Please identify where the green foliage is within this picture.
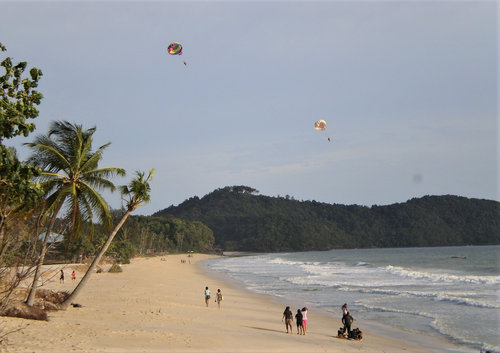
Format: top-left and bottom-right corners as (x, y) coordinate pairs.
(107, 239), (137, 264)
(58, 210), (215, 262)
(0, 42), (43, 263)
(0, 42), (43, 141)
(153, 186), (500, 252)
(0, 146), (43, 217)
(118, 215), (215, 254)
(25, 120), (126, 243)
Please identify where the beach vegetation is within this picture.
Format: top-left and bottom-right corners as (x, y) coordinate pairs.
(0, 42), (45, 314)
(108, 263), (122, 273)
(24, 120), (126, 306)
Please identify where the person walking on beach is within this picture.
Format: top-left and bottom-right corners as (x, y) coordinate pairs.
(215, 289), (223, 309)
(301, 307), (309, 335)
(59, 269), (65, 283)
(295, 309), (304, 335)
(71, 270), (76, 284)
(282, 306), (293, 333)
(204, 286), (211, 307)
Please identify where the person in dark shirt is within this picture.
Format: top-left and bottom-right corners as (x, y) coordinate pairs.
(282, 306), (293, 334)
(295, 308), (304, 335)
(341, 303), (353, 337)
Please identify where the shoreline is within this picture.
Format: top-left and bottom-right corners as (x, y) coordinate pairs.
(0, 254), (476, 352)
(199, 256), (477, 353)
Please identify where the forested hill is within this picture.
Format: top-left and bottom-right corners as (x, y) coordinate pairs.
(152, 186), (500, 252)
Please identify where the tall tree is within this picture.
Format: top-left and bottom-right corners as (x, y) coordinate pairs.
(59, 169), (154, 310)
(24, 121), (125, 306)
(0, 41), (44, 253)
(0, 42), (44, 310)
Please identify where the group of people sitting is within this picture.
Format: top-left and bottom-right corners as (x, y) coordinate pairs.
(281, 306), (309, 335)
(281, 303), (362, 340)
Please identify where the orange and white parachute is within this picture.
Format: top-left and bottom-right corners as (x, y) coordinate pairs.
(314, 120), (331, 141)
(314, 120), (327, 131)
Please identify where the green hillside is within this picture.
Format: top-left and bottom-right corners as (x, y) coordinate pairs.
(153, 186), (500, 252)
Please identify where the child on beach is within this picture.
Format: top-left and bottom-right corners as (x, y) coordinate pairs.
(282, 306), (293, 334)
(60, 270), (64, 283)
(295, 309), (304, 335)
(204, 286), (211, 307)
(301, 307), (309, 335)
(71, 270), (76, 284)
(215, 289), (223, 309)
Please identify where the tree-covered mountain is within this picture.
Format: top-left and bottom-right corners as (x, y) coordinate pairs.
(153, 186), (500, 252)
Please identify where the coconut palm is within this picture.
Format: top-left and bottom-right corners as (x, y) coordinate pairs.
(24, 121), (125, 306)
(59, 169), (154, 310)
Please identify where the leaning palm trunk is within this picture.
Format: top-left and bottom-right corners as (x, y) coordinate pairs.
(58, 209), (132, 310)
(25, 208), (59, 306)
(59, 169), (154, 310)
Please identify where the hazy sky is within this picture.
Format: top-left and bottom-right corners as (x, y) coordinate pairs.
(2, 1), (498, 216)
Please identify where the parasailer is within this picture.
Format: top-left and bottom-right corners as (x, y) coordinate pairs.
(167, 42), (187, 67)
(167, 42), (183, 55)
(314, 119), (331, 141)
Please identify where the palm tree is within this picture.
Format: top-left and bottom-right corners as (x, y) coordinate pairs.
(24, 121), (125, 306)
(59, 169), (154, 310)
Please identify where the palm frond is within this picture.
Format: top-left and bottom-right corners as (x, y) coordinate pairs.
(79, 142), (111, 172)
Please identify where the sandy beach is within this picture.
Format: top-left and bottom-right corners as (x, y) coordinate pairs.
(0, 254), (458, 353)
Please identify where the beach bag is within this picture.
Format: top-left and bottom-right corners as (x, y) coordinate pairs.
(349, 328), (362, 340)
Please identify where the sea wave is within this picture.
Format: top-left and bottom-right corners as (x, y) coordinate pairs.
(430, 317), (500, 353)
(384, 265), (500, 285)
(338, 286), (499, 309)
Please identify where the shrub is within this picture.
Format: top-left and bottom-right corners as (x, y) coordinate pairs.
(108, 263), (122, 273)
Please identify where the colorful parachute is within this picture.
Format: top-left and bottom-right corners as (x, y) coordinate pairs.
(167, 42), (183, 55)
(314, 120), (327, 131)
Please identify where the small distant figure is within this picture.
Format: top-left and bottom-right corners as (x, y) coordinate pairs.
(341, 303), (353, 337)
(215, 289), (223, 309)
(295, 309), (304, 335)
(301, 307), (309, 335)
(59, 269), (65, 283)
(71, 270), (76, 284)
(282, 306), (293, 334)
(204, 286), (211, 307)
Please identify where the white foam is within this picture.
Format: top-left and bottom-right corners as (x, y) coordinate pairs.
(384, 265), (500, 285)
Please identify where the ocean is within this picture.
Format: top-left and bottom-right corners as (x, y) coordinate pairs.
(201, 245), (499, 353)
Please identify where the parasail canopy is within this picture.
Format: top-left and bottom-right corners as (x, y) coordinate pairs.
(167, 42), (183, 55)
(314, 119), (327, 131)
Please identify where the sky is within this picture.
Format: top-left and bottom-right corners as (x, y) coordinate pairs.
(1, 1), (498, 216)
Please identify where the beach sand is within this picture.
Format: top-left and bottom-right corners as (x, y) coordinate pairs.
(0, 254), (455, 352)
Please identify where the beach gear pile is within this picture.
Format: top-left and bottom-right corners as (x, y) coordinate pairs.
(337, 327), (363, 340)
